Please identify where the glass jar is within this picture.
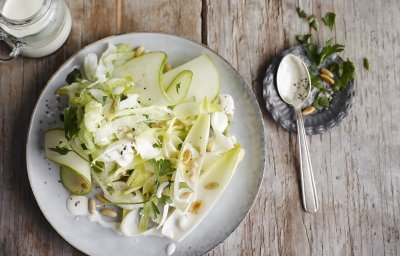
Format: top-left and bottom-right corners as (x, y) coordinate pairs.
(0, 0), (72, 61)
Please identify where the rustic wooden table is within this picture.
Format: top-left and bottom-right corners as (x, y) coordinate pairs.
(1, 0), (399, 255)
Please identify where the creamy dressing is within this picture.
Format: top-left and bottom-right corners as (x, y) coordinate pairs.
(98, 140), (135, 167)
(88, 210), (121, 233)
(166, 243), (176, 256)
(66, 195), (89, 215)
(211, 112), (228, 133)
(0, 0), (72, 57)
(66, 195), (121, 234)
(219, 94), (234, 116)
(1, 0), (44, 20)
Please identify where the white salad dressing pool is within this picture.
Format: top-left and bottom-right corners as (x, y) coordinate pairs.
(87, 210), (121, 233)
(66, 195), (89, 215)
(219, 94), (234, 116)
(166, 243), (176, 256)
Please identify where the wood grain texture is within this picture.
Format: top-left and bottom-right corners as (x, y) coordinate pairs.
(0, 0), (399, 255)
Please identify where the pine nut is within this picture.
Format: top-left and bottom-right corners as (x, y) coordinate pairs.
(173, 120), (185, 129)
(195, 146), (201, 154)
(204, 181), (219, 190)
(164, 63), (172, 72)
(134, 46), (144, 57)
(151, 123), (164, 128)
(180, 191), (192, 199)
(302, 106), (315, 115)
(189, 200), (203, 214)
(321, 68), (334, 78)
(206, 140), (214, 152)
(95, 194), (109, 204)
(182, 149), (192, 164)
(88, 198), (96, 213)
(320, 74), (335, 85)
(100, 208), (117, 218)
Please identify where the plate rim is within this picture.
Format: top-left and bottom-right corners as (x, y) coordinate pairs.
(25, 32), (266, 255)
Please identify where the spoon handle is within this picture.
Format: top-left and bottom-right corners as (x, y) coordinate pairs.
(296, 110), (318, 212)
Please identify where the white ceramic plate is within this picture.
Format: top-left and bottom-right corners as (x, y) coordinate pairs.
(26, 33), (265, 256)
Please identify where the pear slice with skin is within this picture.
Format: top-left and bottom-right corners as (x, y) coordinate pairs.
(165, 70), (192, 102)
(112, 52), (172, 106)
(45, 129), (92, 195)
(162, 55), (219, 102)
(60, 166), (92, 195)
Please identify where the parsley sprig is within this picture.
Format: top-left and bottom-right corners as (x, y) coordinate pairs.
(64, 107), (80, 140)
(294, 8), (357, 111)
(151, 159), (176, 177)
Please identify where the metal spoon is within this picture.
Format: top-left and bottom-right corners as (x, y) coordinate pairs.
(276, 54), (318, 212)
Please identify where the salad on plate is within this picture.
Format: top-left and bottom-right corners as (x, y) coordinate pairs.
(44, 42), (244, 243)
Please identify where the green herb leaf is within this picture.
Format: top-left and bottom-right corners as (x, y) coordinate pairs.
(179, 181), (192, 191)
(334, 59), (355, 91)
(307, 44), (320, 64)
(64, 107), (80, 140)
(310, 74), (324, 89)
(322, 12), (336, 30)
(318, 95), (330, 107)
(319, 42), (345, 64)
(312, 100), (320, 109)
(159, 195), (172, 204)
(308, 15), (320, 30)
(296, 7), (307, 18)
(150, 201), (160, 216)
(327, 62), (337, 72)
(48, 145), (72, 155)
(363, 58), (370, 71)
(296, 34), (311, 44)
(151, 159), (176, 176)
(176, 82), (181, 94)
(66, 68), (82, 84)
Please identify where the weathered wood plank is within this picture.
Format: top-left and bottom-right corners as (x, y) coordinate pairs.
(120, 0), (202, 43)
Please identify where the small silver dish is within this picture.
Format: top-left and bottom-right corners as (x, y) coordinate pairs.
(262, 45), (355, 135)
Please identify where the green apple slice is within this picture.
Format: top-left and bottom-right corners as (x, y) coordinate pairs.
(162, 144), (244, 241)
(112, 52), (172, 106)
(162, 55), (219, 102)
(165, 70), (192, 102)
(45, 129), (92, 195)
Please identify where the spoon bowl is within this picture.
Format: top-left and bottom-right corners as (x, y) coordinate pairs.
(277, 54), (318, 213)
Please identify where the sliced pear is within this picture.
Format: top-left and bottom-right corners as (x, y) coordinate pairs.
(165, 70), (192, 102)
(45, 129), (92, 195)
(112, 52), (171, 106)
(172, 98), (221, 119)
(173, 114), (210, 211)
(60, 166), (92, 195)
(162, 144), (244, 241)
(162, 55), (219, 102)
